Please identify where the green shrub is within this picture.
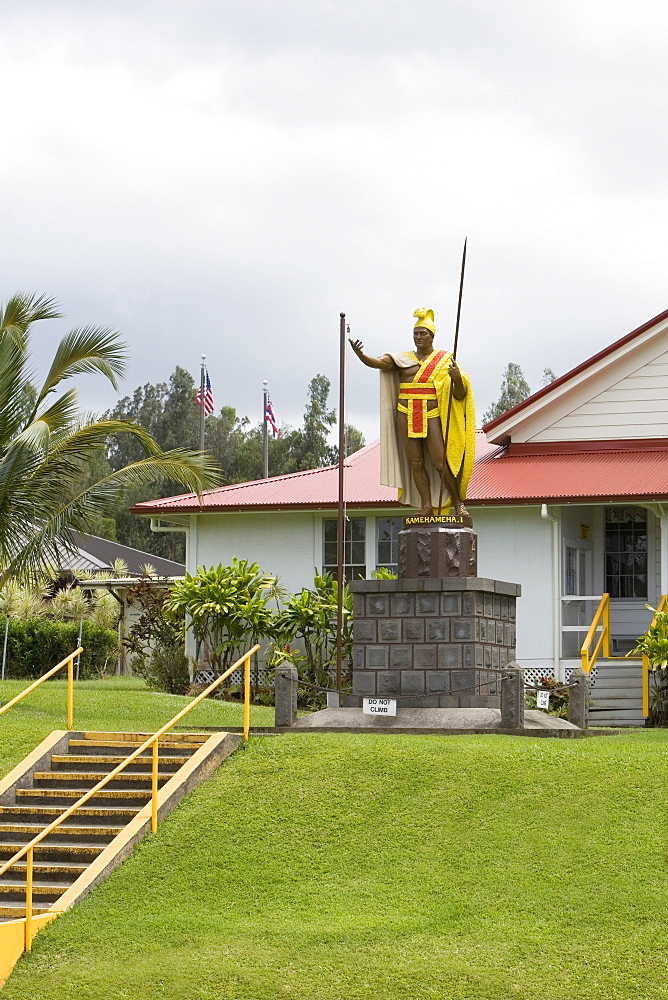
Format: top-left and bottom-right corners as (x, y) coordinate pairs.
(525, 675), (569, 719)
(134, 647), (190, 695)
(0, 616), (118, 679)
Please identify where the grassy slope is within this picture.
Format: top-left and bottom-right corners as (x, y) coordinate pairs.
(1, 695), (667, 1000)
(0, 678), (274, 777)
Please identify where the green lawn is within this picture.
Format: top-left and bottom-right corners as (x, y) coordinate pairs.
(0, 677), (275, 778)
(1, 682), (668, 998)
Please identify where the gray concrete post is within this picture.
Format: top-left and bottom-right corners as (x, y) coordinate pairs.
(500, 663), (525, 729)
(568, 668), (589, 730)
(274, 663), (298, 728)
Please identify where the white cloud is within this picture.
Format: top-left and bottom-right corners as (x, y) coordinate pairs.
(0, 0), (667, 438)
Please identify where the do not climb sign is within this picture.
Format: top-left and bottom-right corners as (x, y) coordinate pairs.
(362, 698), (397, 717)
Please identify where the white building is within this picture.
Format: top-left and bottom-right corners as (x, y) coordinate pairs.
(134, 307), (668, 723)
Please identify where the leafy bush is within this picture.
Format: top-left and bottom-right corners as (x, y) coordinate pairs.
(272, 571), (353, 697)
(135, 647), (190, 695)
(629, 606), (668, 726)
(123, 575), (182, 662)
(164, 559), (279, 675)
(525, 675), (569, 719)
(0, 616), (119, 679)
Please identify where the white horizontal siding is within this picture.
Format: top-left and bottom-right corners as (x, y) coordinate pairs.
(530, 345), (668, 442)
(195, 511), (318, 595)
(475, 506), (554, 662)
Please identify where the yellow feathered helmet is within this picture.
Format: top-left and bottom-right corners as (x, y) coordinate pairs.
(413, 307), (435, 335)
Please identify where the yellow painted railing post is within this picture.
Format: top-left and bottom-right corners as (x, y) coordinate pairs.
(0, 643), (260, 967)
(642, 653), (650, 718)
(243, 652), (251, 743)
(603, 594), (611, 658)
(151, 739), (159, 833)
(0, 647), (83, 723)
(24, 847), (33, 951)
(67, 653), (74, 730)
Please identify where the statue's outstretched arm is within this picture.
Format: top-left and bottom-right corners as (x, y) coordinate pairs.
(348, 339), (395, 371)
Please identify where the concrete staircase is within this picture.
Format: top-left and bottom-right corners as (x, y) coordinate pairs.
(0, 727), (239, 981)
(588, 658), (645, 727)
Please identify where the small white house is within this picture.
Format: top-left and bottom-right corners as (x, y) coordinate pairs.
(133, 307), (668, 722)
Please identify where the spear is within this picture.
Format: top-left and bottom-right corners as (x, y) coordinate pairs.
(437, 238), (467, 515)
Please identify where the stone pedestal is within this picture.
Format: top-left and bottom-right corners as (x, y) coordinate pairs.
(346, 577), (521, 709)
(399, 525), (477, 578)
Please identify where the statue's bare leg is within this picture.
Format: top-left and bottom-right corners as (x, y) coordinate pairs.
(397, 411), (433, 515)
(426, 415), (469, 516)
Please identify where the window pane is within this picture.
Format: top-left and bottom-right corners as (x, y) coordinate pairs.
(375, 517), (402, 571)
(322, 518), (366, 583)
(605, 506), (647, 598)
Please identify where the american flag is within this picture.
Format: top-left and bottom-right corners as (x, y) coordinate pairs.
(195, 368), (214, 416)
(265, 395), (281, 439)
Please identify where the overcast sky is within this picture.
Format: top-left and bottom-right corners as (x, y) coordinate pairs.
(2, 0), (667, 445)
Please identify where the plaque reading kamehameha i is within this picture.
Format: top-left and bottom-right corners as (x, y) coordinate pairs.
(404, 513), (473, 529)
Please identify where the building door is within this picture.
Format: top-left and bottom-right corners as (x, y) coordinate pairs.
(561, 538), (592, 658)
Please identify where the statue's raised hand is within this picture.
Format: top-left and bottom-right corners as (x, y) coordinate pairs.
(349, 338), (365, 357)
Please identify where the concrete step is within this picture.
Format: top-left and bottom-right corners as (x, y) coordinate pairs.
(16, 787), (151, 808)
(0, 903), (51, 918)
(82, 731), (211, 744)
(0, 841), (105, 864)
(589, 708), (646, 725)
(68, 739), (200, 755)
(50, 755), (184, 772)
(7, 861), (88, 882)
(0, 823), (122, 843)
(0, 806), (141, 825)
(590, 694), (643, 707)
(32, 771), (172, 790)
(0, 880), (70, 903)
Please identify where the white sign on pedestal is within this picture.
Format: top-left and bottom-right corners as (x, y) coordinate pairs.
(536, 690), (550, 710)
(362, 698), (397, 717)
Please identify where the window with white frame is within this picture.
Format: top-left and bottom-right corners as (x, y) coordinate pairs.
(322, 518), (366, 581)
(376, 517), (402, 572)
(605, 506), (648, 599)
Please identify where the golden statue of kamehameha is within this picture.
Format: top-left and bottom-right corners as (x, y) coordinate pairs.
(349, 307), (476, 517)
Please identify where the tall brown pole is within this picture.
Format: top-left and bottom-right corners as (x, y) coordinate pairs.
(335, 312), (346, 695)
(262, 380), (269, 479)
(198, 355), (206, 452)
(437, 239), (467, 514)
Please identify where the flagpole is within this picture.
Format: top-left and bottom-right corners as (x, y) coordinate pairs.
(199, 354), (206, 451)
(262, 380), (269, 479)
(335, 312), (346, 699)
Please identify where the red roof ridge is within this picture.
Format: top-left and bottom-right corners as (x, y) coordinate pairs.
(132, 441), (382, 512)
(483, 305), (668, 434)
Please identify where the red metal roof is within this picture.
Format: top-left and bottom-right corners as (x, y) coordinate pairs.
(482, 305), (668, 436)
(133, 435), (668, 514)
(467, 442), (668, 504)
(132, 435), (499, 514)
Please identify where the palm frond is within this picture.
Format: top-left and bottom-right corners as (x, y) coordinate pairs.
(39, 326), (128, 398)
(0, 293), (62, 349)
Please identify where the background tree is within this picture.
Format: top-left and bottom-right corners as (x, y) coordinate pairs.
(0, 292), (220, 583)
(482, 362), (532, 424)
(281, 374), (337, 471)
(103, 370), (364, 559)
(542, 367), (557, 386)
(105, 367), (201, 559)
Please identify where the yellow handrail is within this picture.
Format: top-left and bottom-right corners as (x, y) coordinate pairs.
(0, 648), (83, 730)
(642, 595), (667, 718)
(580, 593), (610, 674)
(0, 643), (259, 952)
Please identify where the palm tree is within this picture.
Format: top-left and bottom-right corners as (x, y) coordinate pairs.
(0, 292), (220, 583)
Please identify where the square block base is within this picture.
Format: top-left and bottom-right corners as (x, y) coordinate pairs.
(348, 577), (521, 709)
